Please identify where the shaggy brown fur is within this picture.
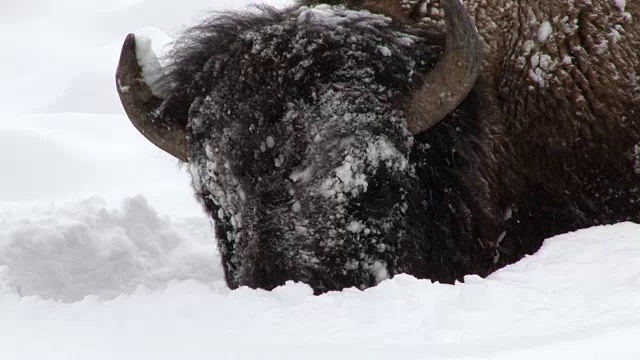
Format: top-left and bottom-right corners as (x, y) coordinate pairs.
(301, 0), (640, 266)
(117, 1), (640, 292)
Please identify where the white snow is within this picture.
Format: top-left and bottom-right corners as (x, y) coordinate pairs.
(289, 166), (313, 183)
(377, 45), (393, 57)
(1, 0), (640, 359)
(298, 3), (391, 27)
(134, 33), (171, 98)
(266, 135), (276, 148)
(329, 154), (369, 198)
(538, 21), (553, 43)
(2, 223), (640, 359)
(614, 0), (627, 13)
(347, 220), (366, 233)
(274, 153), (285, 167)
(0, 196), (218, 302)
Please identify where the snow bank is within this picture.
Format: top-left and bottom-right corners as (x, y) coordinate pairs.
(1, 221), (640, 359)
(0, 196), (217, 302)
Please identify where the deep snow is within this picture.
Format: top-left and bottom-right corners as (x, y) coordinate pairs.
(1, 0), (640, 359)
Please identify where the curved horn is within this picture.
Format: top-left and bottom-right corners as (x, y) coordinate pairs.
(116, 33), (188, 162)
(406, 0), (483, 135)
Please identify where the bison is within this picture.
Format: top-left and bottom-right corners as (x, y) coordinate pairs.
(116, 0), (640, 293)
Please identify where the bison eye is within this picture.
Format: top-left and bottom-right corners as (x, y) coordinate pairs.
(358, 171), (402, 217)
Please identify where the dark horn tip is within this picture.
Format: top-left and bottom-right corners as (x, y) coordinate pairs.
(114, 33), (190, 163)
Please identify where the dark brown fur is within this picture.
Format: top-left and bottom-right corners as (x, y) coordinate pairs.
(119, 1), (640, 293)
(302, 0), (640, 266)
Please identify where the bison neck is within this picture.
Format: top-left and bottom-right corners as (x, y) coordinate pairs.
(494, 0), (640, 217)
(476, 0), (640, 266)
(408, 89), (502, 282)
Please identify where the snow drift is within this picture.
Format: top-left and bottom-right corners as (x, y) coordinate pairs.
(1, 0), (640, 358)
(1, 218), (640, 359)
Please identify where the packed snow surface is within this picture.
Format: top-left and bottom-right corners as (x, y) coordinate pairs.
(1, 0), (640, 358)
(2, 221), (640, 359)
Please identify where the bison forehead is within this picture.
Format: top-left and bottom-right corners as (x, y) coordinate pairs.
(174, 4), (442, 199)
(164, 5), (442, 124)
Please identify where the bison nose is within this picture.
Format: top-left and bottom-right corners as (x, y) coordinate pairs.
(245, 259), (290, 291)
(239, 196), (302, 290)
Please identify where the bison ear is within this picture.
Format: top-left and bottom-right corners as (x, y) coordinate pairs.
(115, 33), (189, 163)
(405, 0), (482, 135)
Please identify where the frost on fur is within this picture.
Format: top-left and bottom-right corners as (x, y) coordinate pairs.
(117, 1), (640, 294)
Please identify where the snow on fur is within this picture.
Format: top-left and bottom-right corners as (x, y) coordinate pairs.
(167, 4), (444, 292)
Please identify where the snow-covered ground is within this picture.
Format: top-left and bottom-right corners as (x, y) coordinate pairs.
(1, 0), (640, 358)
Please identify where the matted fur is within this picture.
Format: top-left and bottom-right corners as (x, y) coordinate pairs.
(126, 1), (640, 293)
(301, 0), (640, 263)
(152, 5), (495, 292)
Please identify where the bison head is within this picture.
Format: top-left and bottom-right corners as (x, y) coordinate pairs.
(116, 0), (484, 292)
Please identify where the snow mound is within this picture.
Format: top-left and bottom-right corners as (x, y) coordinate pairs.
(0, 196), (218, 302)
(1, 222), (640, 359)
